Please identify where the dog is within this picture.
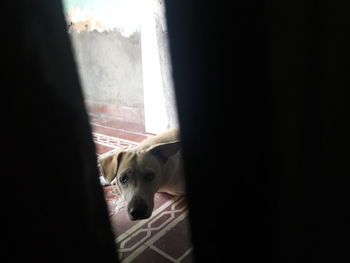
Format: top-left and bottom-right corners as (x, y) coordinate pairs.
(99, 128), (185, 220)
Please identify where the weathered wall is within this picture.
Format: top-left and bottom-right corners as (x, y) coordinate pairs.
(69, 30), (144, 123)
(64, 0), (178, 129)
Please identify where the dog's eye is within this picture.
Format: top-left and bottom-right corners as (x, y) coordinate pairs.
(119, 174), (129, 184)
(144, 172), (155, 182)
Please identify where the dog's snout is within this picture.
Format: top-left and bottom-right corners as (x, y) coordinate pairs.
(128, 199), (148, 220)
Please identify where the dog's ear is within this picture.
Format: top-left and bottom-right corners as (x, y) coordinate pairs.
(148, 140), (181, 163)
(98, 151), (125, 183)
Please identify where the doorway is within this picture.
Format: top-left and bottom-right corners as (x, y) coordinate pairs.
(62, 0), (193, 262)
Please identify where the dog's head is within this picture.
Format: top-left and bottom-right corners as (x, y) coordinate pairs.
(99, 140), (181, 220)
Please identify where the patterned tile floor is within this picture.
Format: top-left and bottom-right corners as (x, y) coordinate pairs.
(91, 115), (194, 263)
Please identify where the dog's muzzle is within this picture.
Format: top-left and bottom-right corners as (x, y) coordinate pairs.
(128, 198), (149, 221)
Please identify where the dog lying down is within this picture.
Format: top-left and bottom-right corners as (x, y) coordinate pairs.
(99, 128), (185, 220)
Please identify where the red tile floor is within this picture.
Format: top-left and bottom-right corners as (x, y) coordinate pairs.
(90, 115), (194, 263)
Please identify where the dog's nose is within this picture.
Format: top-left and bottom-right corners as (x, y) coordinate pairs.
(128, 199), (148, 220)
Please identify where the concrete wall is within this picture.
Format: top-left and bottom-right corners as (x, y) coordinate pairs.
(69, 29), (144, 124)
(65, 0), (178, 130)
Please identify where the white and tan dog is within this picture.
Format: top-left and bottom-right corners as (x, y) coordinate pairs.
(99, 128), (185, 220)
